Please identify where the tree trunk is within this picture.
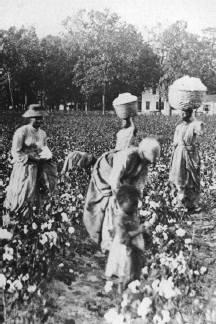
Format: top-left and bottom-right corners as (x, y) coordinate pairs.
(7, 72), (14, 109)
(25, 86), (27, 108)
(85, 101), (88, 114)
(102, 79), (106, 115)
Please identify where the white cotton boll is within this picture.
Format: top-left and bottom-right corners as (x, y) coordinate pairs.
(32, 222), (38, 230)
(61, 212), (69, 222)
(39, 146), (53, 160)
(0, 229), (13, 240)
(128, 280), (141, 293)
(22, 274), (29, 282)
(68, 226), (75, 234)
(3, 253), (13, 261)
(104, 281), (113, 293)
(0, 274), (6, 289)
(161, 310), (171, 323)
(142, 266), (149, 275)
(185, 238), (192, 244)
(13, 279), (23, 290)
(27, 284), (37, 293)
(40, 234), (48, 245)
(152, 279), (160, 292)
(137, 297), (152, 319)
(104, 308), (119, 323)
(41, 222), (48, 231)
(176, 228), (186, 237)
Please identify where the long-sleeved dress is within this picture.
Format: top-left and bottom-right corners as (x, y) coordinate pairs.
(115, 126), (136, 150)
(4, 124), (58, 216)
(83, 147), (149, 250)
(169, 120), (203, 208)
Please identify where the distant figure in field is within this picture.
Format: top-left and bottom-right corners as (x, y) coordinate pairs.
(169, 108), (204, 212)
(105, 185), (146, 294)
(115, 117), (137, 150)
(83, 137), (160, 252)
(61, 151), (97, 174)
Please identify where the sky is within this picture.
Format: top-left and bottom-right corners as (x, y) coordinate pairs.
(1, 0), (216, 38)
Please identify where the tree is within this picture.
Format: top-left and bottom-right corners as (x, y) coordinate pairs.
(4, 26), (42, 108)
(200, 27), (216, 94)
(147, 21), (216, 114)
(63, 9), (160, 113)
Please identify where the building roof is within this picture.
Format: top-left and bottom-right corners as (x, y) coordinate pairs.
(203, 94), (216, 102)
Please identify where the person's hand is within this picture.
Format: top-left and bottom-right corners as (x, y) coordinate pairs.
(139, 224), (146, 233)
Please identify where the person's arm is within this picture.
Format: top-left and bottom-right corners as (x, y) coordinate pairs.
(130, 117), (137, 136)
(118, 222), (146, 246)
(171, 127), (179, 151)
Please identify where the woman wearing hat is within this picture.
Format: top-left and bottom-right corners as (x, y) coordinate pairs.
(4, 104), (58, 218)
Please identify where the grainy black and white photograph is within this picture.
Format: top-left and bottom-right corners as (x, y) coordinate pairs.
(1, 0), (216, 323)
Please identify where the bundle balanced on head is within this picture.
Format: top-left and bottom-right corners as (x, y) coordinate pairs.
(168, 76), (206, 212)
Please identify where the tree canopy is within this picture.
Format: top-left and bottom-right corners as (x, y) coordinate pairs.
(2, 11), (216, 111)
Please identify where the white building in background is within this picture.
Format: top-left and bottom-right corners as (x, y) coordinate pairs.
(196, 94), (216, 115)
(141, 89), (216, 116)
(141, 89), (176, 115)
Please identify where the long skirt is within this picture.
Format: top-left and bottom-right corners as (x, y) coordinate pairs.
(4, 160), (58, 217)
(105, 237), (144, 288)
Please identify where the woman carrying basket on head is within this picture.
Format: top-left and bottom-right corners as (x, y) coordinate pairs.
(168, 76), (206, 212)
(4, 105), (58, 220)
(114, 93), (138, 150)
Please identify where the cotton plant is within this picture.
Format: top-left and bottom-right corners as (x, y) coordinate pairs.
(2, 196), (76, 300)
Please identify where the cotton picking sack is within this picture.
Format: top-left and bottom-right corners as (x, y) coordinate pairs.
(168, 76), (207, 110)
(113, 93), (138, 118)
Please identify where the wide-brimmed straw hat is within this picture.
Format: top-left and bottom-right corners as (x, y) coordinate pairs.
(22, 104), (49, 118)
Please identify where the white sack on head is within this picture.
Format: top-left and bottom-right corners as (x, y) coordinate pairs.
(170, 76), (207, 92)
(139, 138), (160, 163)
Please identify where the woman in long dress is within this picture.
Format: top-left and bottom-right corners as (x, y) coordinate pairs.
(83, 137), (160, 251)
(169, 108), (204, 211)
(4, 105), (58, 218)
(115, 117), (137, 150)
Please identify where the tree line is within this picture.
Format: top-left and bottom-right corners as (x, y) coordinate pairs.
(2, 9), (216, 112)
